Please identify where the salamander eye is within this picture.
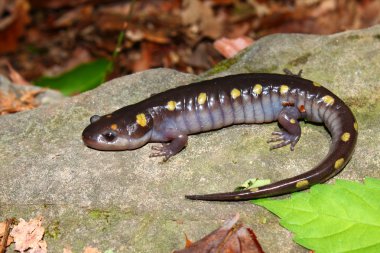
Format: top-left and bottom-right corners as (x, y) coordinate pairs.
(90, 115), (101, 123)
(103, 131), (116, 142)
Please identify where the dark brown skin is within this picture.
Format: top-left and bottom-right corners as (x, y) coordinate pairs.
(82, 73), (358, 201)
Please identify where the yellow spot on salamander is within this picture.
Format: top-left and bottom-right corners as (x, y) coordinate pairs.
(341, 132), (350, 142)
(198, 92), (207, 105)
(106, 114), (112, 118)
(334, 158), (345, 170)
(231, 88), (241, 99)
(280, 85), (289, 95)
(321, 95), (335, 105)
(313, 81), (322, 87)
(296, 180), (309, 188)
(111, 124), (118, 130)
(290, 118), (296, 124)
(136, 113), (147, 127)
(234, 196), (241, 200)
(354, 121), (358, 132)
(253, 84), (262, 95)
(167, 100), (176, 111)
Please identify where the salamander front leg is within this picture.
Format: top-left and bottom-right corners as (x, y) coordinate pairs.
(267, 106), (302, 151)
(150, 134), (188, 161)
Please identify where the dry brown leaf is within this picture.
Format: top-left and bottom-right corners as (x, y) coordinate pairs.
(83, 246), (102, 253)
(63, 248), (73, 253)
(181, 0), (223, 39)
(0, 219), (14, 252)
(0, 0), (30, 53)
(0, 89), (44, 115)
(6, 61), (31, 85)
(214, 37), (254, 58)
(29, 0), (95, 9)
(53, 5), (93, 28)
(173, 214), (264, 253)
(0, 223), (6, 237)
(10, 217), (47, 253)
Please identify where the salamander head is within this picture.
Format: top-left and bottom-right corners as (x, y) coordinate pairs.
(82, 112), (153, 151)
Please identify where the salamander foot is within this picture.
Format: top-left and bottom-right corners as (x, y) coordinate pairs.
(149, 144), (174, 161)
(267, 130), (300, 151)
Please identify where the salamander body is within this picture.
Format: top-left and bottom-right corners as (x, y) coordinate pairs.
(82, 73), (357, 201)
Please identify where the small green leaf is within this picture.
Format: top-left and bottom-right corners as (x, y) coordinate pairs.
(34, 58), (112, 96)
(252, 178), (380, 253)
(235, 178), (271, 191)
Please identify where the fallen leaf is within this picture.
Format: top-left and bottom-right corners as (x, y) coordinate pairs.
(6, 61), (31, 85)
(173, 214), (265, 253)
(0, 88), (44, 115)
(10, 217), (47, 253)
(53, 5), (93, 28)
(181, 0), (224, 39)
(214, 37), (254, 58)
(0, 0), (30, 53)
(83, 246), (102, 253)
(63, 248), (73, 253)
(235, 178), (271, 191)
(34, 58), (111, 96)
(0, 219), (14, 253)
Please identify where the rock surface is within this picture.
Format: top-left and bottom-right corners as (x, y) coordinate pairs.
(1, 25), (380, 252)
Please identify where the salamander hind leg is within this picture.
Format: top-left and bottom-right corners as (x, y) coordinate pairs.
(267, 106), (302, 151)
(150, 133), (188, 161)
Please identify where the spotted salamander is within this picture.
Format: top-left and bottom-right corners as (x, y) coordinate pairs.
(82, 72), (358, 201)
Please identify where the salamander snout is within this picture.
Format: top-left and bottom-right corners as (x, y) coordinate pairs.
(82, 112), (154, 151)
(82, 123), (125, 151)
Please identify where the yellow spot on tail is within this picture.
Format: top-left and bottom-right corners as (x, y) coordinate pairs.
(280, 85), (289, 94)
(234, 196), (241, 200)
(198, 92), (207, 105)
(231, 88), (241, 99)
(111, 124), (118, 130)
(167, 100), (176, 111)
(313, 81), (322, 87)
(354, 121), (358, 132)
(290, 118), (296, 124)
(321, 95), (335, 105)
(341, 132), (350, 142)
(296, 180), (309, 188)
(136, 113), (147, 127)
(334, 158), (345, 170)
(253, 84), (262, 95)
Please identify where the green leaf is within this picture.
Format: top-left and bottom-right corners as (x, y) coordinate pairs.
(34, 58), (112, 96)
(234, 178), (271, 191)
(252, 178), (380, 253)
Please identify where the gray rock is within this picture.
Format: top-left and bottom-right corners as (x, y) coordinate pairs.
(1, 25), (380, 253)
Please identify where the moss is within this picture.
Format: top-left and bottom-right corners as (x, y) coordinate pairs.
(205, 57), (239, 76)
(288, 53), (312, 67)
(250, 65), (279, 74)
(45, 220), (61, 239)
(88, 209), (111, 222)
(347, 35), (361, 40)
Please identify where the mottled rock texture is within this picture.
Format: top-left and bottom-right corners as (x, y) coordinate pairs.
(1, 25), (380, 252)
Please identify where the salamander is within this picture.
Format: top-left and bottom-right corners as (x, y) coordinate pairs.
(82, 72), (358, 201)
